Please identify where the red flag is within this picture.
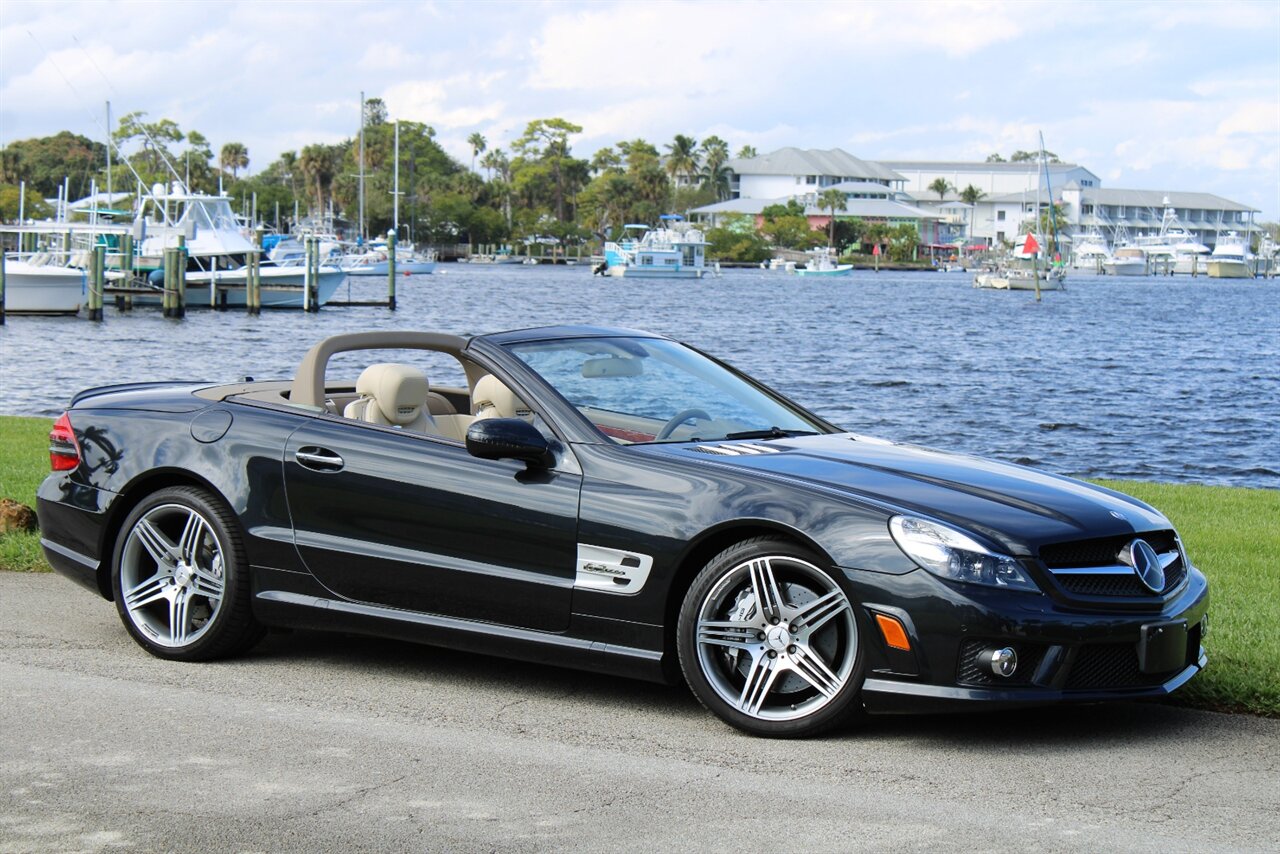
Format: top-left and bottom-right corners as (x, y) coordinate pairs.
(872, 243), (881, 256)
(1023, 233), (1040, 255)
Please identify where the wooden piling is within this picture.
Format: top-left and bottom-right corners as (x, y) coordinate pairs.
(303, 236), (319, 312)
(386, 229), (397, 311)
(88, 245), (105, 321)
(120, 233), (134, 310)
(175, 235), (187, 318)
(249, 227), (264, 315)
(0, 250), (6, 325)
(162, 248), (174, 315)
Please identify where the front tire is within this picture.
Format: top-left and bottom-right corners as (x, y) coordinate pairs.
(111, 486), (264, 661)
(677, 537), (865, 737)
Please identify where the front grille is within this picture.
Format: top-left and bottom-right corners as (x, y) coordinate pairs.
(957, 639), (1046, 686)
(1054, 561), (1187, 597)
(1065, 643), (1180, 690)
(1039, 530), (1178, 568)
(1040, 530), (1185, 599)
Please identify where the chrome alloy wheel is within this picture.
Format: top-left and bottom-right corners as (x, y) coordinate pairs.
(118, 503), (226, 648)
(694, 556), (857, 722)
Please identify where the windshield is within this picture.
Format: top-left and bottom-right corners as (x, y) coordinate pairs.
(507, 336), (828, 444)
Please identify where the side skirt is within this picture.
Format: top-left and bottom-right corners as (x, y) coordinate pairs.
(253, 587), (669, 684)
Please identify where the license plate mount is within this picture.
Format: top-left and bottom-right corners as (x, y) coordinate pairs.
(1138, 620), (1187, 674)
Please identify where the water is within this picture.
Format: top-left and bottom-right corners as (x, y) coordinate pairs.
(1, 267), (1276, 488)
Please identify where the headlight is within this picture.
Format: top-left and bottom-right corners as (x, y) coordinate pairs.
(889, 516), (1039, 593)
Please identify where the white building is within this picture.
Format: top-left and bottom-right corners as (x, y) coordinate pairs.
(882, 160), (1100, 198)
(726, 148), (905, 199)
(691, 148), (941, 242)
(882, 160), (1256, 250)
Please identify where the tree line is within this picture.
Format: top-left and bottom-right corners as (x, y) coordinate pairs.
(2, 103), (972, 260)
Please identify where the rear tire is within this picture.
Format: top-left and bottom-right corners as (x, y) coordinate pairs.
(111, 485), (264, 661)
(677, 537), (865, 738)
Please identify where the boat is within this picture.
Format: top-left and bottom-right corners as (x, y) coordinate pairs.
(1071, 230), (1111, 272)
(1135, 202), (1202, 275)
(1173, 240), (1210, 276)
(795, 249), (853, 277)
(0, 254), (86, 314)
(1206, 232), (1254, 279)
(1103, 246), (1148, 276)
(973, 256), (1066, 291)
(133, 183), (346, 308)
(341, 242), (437, 276)
(598, 218), (708, 279)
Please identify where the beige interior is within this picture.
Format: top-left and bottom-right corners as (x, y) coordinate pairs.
(342, 363), (474, 442)
(472, 374), (529, 420)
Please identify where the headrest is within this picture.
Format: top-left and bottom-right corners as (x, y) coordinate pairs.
(356, 363), (430, 425)
(472, 374), (526, 419)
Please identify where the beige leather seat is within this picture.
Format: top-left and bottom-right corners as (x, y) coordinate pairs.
(342, 363), (472, 442)
(472, 375), (530, 420)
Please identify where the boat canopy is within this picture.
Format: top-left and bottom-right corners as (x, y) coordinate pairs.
(659, 214), (684, 221)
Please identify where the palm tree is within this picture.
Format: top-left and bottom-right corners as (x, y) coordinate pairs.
(958, 184), (985, 206)
(927, 177), (952, 202)
(479, 149), (502, 182)
(299, 144), (336, 212)
(467, 132), (487, 173)
(664, 134), (699, 186)
(219, 142), (249, 180)
(278, 150), (299, 196)
(736, 145), (758, 159)
(958, 185), (985, 245)
(818, 188), (847, 248)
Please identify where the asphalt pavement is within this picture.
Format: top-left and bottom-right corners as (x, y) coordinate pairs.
(2, 571), (1278, 853)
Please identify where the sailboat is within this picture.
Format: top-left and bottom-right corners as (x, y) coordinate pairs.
(974, 133), (1065, 295)
(339, 115), (436, 275)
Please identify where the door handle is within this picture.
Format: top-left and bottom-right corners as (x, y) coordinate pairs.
(294, 446), (344, 472)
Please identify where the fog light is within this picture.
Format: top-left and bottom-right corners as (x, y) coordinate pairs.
(985, 646), (1018, 678)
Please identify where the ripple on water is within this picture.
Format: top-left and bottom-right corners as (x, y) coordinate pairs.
(0, 269), (1277, 488)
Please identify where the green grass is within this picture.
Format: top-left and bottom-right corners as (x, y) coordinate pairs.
(0, 416), (51, 572)
(0, 416), (1275, 715)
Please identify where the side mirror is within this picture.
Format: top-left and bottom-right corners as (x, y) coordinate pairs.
(466, 418), (552, 467)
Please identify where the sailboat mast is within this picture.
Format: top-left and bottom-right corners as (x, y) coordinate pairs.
(393, 120), (400, 236)
(358, 91), (366, 243)
(105, 101), (112, 200)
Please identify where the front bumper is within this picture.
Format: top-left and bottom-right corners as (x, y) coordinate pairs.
(843, 563), (1210, 714)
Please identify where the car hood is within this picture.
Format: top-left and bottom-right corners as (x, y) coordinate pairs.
(647, 433), (1170, 555)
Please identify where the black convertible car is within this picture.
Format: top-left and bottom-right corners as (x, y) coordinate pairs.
(38, 326), (1209, 737)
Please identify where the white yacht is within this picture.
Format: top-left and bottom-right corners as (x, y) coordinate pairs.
(136, 184), (345, 307)
(598, 219), (709, 279)
(1206, 232), (1254, 279)
(1071, 231), (1111, 272)
(0, 254), (86, 314)
(1103, 246), (1148, 276)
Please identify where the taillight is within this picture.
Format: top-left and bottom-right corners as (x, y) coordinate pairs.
(49, 412), (81, 472)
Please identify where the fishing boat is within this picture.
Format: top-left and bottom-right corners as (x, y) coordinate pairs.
(1070, 230), (1111, 272)
(1103, 246), (1148, 276)
(795, 249), (853, 277)
(135, 183), (345, 307)
(598, 217), (708, 279)
(0, 254), (86, 314)
(1206, 232), (1254, 279)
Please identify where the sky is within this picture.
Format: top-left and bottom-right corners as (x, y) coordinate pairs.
(2, 0), (1278, 219)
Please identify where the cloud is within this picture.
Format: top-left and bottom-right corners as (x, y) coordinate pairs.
(383, 75), (508, 129)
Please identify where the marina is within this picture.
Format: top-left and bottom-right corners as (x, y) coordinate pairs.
(1, 265), (1275, 490)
